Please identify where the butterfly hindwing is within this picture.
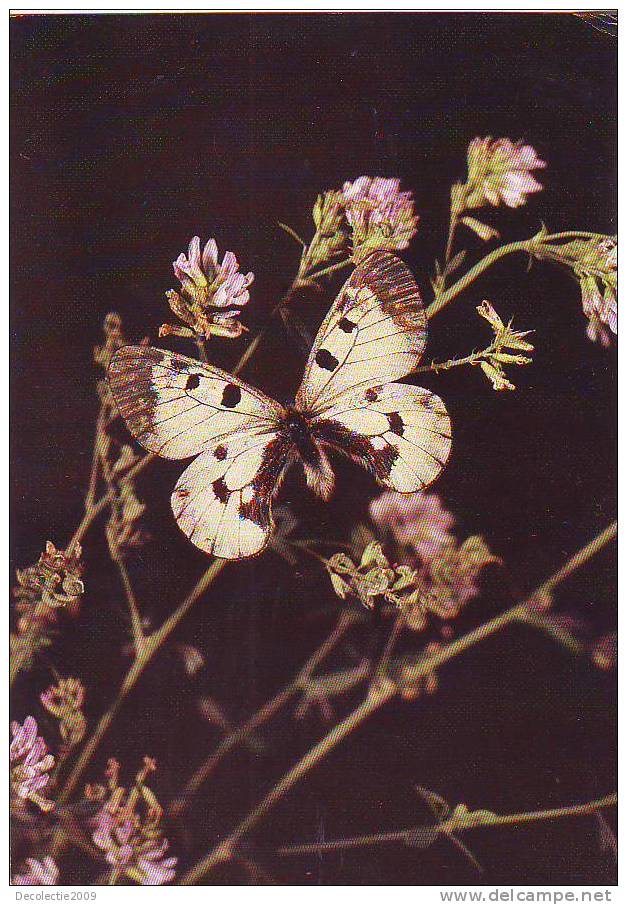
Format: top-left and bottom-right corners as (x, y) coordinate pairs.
(171, 430), (291, 559)
(312, 382), (452, 492)
(108, 345), (283, 460)
(295, 251), (427, 412)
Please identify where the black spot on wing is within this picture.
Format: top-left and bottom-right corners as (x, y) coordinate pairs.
(365, 388), (379, 403)
(185, 374), (201, 391)
(212, 478), (229, 504)
(221, 384), (242, 408)
(338, 317), (357, 333)
(387, 412), (405, 436)
(214, 444), (228, 461)
(315, 349), (339, 371)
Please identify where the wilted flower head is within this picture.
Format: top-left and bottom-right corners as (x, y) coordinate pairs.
(104, 443), (148, 555)
(342, 176), (419, 259)
(11, 543), (85, 676)
(94, 313), (129, 371)
(464, 137), (546, 209)
(161, 236), (253, 340)
(12, 857), (59, 886)
(10, 717), (55, 812)
(475, 300), (534, 391)
(87, 757), (177, 886)
(40, 677), (86, 752)
(326, 542), (417, 610)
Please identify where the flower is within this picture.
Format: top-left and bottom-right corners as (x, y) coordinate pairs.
(160, 236), (253, 340)
(464, 137), (546, 209)
(40, 677), (86, 752)
(369, 492), (456, 563)
(341, 176), (419, 259)
(88, 757), (177, 886)
(529, 232), (617, 346)
(11, 543), (85, 676)
(579, 238), (617, 346)
(12, 857), (59, 885)
(475, 300), (534, 391)
(369, 492), (500, 628)
(326, 542), (417, 610)
(10, 717), (55, 812)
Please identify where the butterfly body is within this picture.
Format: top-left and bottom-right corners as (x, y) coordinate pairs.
(109, 251), (452, 560)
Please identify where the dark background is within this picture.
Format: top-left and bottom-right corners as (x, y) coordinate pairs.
(11, 13), (616, 885)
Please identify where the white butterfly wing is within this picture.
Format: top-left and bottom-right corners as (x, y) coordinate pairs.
(295, 251), (427, 413)
(108, 345), (287, 559)
(108, 345), (283, 459)
(312, 382), (451, 492)
(171, 430), (292, 559)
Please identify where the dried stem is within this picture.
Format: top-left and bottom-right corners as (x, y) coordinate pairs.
(181, 520), (616, 884)
(277, 793), (617, 855)
(170, 608), (358, 817)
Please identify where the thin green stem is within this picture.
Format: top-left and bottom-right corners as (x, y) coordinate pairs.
(277, 793), (617, 855)
(306, 258), (352, 282)
(109, 543), (144, 644)
(180, 521), (617, 884)
(426, 240), (533, 320)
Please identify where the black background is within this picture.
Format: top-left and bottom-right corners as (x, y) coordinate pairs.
(11, 13), (616, 885)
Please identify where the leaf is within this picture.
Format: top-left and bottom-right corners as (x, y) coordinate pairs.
(460, 216), (499, 242)
(415, 786), (451, 821)
(278, 221), (307, 248)
(447, 249), (468, 275)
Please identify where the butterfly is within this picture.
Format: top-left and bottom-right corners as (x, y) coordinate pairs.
(108, 251), (452, 560)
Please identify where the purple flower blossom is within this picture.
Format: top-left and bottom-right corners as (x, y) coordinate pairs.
(12, 857), (59, 886)
(10, 717), (55, 812)
(89, 757), (177, 886)
(341, 176), (419, 256)
(162, 237), (253, 340)
(580, 238), (617, 346)
(369, 491), (456, 565)
(465, 138), (546, 209)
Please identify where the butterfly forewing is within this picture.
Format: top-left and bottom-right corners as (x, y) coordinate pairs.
(313, 382), (452, 492)
(108, 346), (287, 559)
(108, 346), (283, 459)
(295, 251), (427, 413)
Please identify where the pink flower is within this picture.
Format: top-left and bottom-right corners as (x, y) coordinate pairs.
(10, 717), (55, 812)
(341, 176), (419, 256)
(12, 857), (59, 886)
(465, 137), (546, 209)
(137, 840), (178, 886)
(369, 491), (456, 565)
(162, 237), (253, 340)
(89, 757), (177, 886)
(580, 238), (617, 346)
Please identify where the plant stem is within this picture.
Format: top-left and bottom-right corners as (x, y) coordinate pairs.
(426, 240), (533, 320)
(180, 521), (616, 884)
(57, 558), (226, 806)
(109, 544), (144, 644)
(277, 793), (617, 855)
(170, 609), (358, 817)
